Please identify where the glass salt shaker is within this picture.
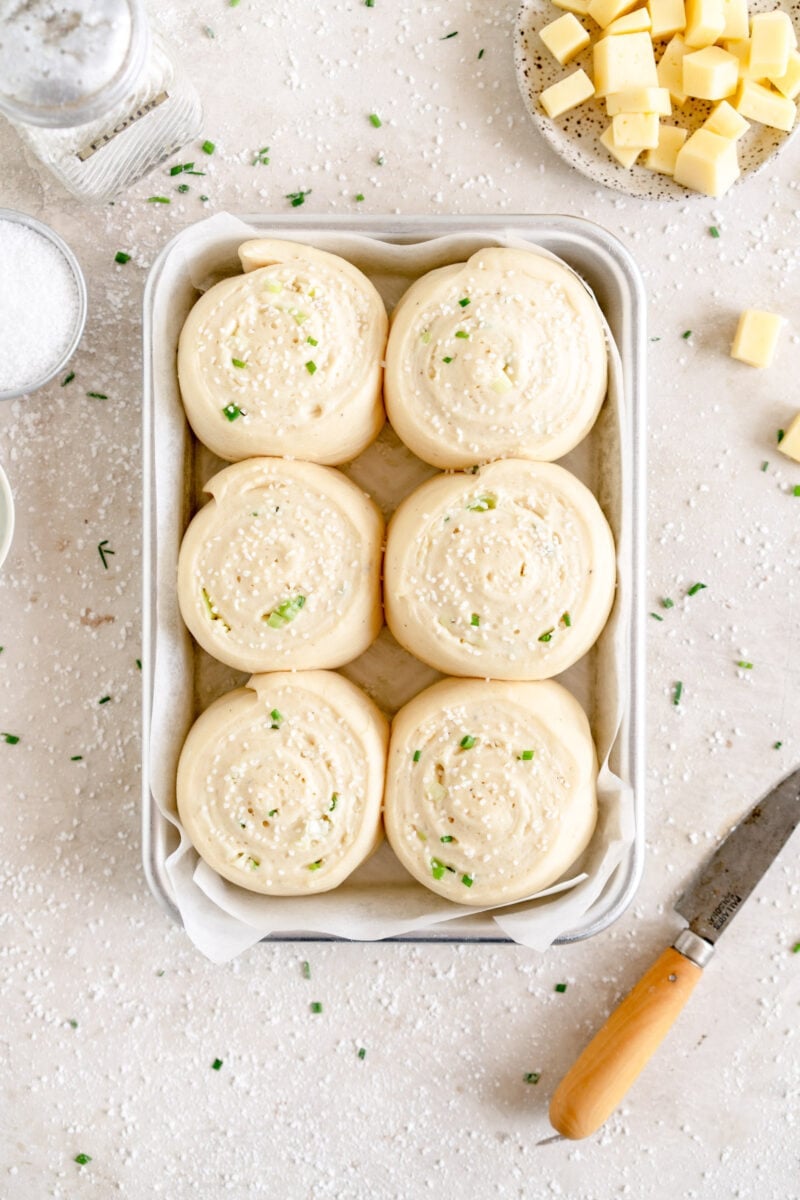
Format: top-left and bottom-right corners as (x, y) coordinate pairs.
(0, 0), (202, 203)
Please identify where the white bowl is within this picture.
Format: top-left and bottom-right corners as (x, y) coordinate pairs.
(0, 464), (14, 569)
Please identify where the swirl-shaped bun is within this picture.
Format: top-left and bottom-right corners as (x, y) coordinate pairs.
(384, 247), (607, 468)
(384, 459), (615, 680)
(178, 458), (383, 673)
(384, 678), (597, 905)
(177, 671), (389, 895)
(178, 239), (387, 463)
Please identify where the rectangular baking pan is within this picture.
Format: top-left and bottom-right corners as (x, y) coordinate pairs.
(141, 214), (646, 945)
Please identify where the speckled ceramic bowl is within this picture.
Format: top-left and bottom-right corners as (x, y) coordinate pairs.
(513, 0), (800, 200)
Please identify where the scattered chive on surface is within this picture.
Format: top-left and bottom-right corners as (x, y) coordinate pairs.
(231, 357), (247, 368)
(478, 48), (485, 58)
(538, 629), (554, 643)
(681, 330), (692, 339)
(74, 1154), (92, 1166)
(687, 582), (707, 596)
(562, 612), (572, 626)
(358, 1047), (367, 1059)
(519, 750), (535, 761)
(307, 859), (323, 871)
(554, 983), (568, 994)
(212, 1058), (223, 1070)
(114, 251), (131, 264)
(135, 659), (142, 670)
(455, 330), (469, 339)
(97, 539), (114, 569)
(458, 297), (470, 307)
(310, 1001), (323, 1014)
(1, 733), (20, 744)
(413, 749), (421, 762)
(68, 1018), (78, 1028)
(440, 835), (454, 843)
(302, 961), (311, 979)
(737, 660), (753, 669)
(650, 612), (664, 621)
(459, 734), (476, 749)
(61, 371), (75, 386)
(369, 113), (382, 127)
(774, 741), (783, 749)
(673, 681), (683, 706)
(268, 808), (278, 817)
(792, 942), (800, 954)
(201, 140), (215, 154)
(761, 461), (769, 472)
(305, 360), (317, 375)
(709, 226), (720, 238)
(147, 196), (170, 203)
(203, 24), (215, 36)
(793, 485), (800, 497)
(461, 873), (474, 887)
(86, 391), (107, 399)
(98, 696), (111, 705)
(329, 793), (338, 811)
(470, 613), (480, 626)
(222, 403), (243, 421)
(442, 356), (453, 364)
(176, 183), (190, 193)
(286, 189), (311, 207)
(306, 336), (318, 346)
(523, 1072), (541, 1084)
(355, 193), (365, 202)
(442, 30), (458, 38)
(661, 597), (674, 609)
(70, 755), (83, 762)
(777, 429), (785, 443)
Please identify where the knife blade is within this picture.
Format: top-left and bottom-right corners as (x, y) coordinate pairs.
(548, 766), (800, 1141)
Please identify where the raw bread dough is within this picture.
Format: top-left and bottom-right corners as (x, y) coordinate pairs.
(178, 239), (387, 463)
(384, 677), (597, 905)
(384, 247), (607, 468)
(384, 458), (615, 680)
(177, 671), (389, 895)
(178, 457), (383, 672)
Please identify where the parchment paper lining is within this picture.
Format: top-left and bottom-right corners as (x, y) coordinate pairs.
(148, 213), (635, 963)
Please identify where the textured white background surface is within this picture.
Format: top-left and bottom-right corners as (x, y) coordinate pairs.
(1, 1), (799, 1197)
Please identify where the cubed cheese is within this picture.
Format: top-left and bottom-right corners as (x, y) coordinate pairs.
(769, 49), (800, 100)
(703, 98), (750, 137)
(644, 123), (688, 171)
(594, 31), (659, 94)
(606, 85), (672, 112)
(599, 122), (644, 164)
(552, 0), (592, 13)
(723, 38), (767, 81)
(735, 78), (797, 131)
(612, 110), (661, 144)
(649, 0), (686, 38)
(539, 13), (592, 64)
(607, 8), (653, 33)
(673, 127), (740, 195)
(657, 34), (689, 103)
(730, 309), (785, 368)
(749, 12), (796, 79)
(683, 45), (740, 98)
(684, 0), (725, 47)
(588, 0), (640, 28)
(778, 411), (800, 463)
(540, 69), (596, 116)
(720, 0), (749, 41)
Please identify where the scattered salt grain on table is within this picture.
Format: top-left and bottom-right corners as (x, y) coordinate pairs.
(0, 217), (80, 393)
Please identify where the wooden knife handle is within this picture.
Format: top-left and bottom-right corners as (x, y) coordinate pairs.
(549, 946), (703, 1140)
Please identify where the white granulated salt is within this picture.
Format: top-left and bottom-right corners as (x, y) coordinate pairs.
(0, 218), (80, 393)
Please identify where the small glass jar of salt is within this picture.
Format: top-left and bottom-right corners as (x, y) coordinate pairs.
(0, 211), (86, 399)
(0, 0), (202, 202)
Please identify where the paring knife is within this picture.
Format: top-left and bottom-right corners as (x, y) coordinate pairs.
(549, 765), (800, 1141)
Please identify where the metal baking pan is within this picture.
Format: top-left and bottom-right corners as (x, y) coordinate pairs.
(141, 214), (646, 945)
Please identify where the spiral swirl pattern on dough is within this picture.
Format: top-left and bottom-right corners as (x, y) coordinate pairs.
(384, 247), (607, 468)
(177, 671), (388, 895)
(177, 239), (387, 463)
(384, 459), (616, 680)
(384, 678), (597, 905)
(178, 458), (383, 673)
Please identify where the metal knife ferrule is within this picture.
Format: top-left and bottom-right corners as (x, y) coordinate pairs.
(672, 928), (715, 968)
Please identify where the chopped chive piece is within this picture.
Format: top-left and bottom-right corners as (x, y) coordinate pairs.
(792, 942), (800, 953)
(661, 597), (674, 609)
(114, 251), (131, 264)
(201, 140), (215, 155)
(70, 755), (83, 761)
(650, 612), (664, 621)
(413, 749), (421, 762)
(200, 195), (209, 202)
(538, 629), (554, 643)
(416, 828), (427, 842)
(222, 403), (243, 421)
(440, 835), (454, 843)
(761, 461), (769, 472)
(442, 356), (454, 364)
(268, 809), (278, 818)
(518, 750), (535, 761)
(365, 0), (374, 5)
(794, 485), (800, 497)
(246, 856), (260, 870)
(523, 1072), (541, 1084)
(169, 165), (184, 175)
(375, 153), (385, 165)
(229, 0), (240, 7)
(211, 1058), (223, 1070)
(687, 582), (706, 596)
(264, 596), (305, 628)
(270, 708), (282, 729)
(554, 982), (568, 993)
(461, 873), (474, 887)
(442, 30), (458, 39)
(777, 429), (785, 443)
(68, 1018), (78, 1028)
(673, 681), (683, 706)
(1, 733), (20, 744)
(431, 857), (448, 880)
(306, 336), (318, 347)
(330, 793), (338, 811)
(177, 183), (190, 193)
(74, 1154), (92, 1165)
(466, 494), (496, 512)
(98, 696), (111, 705)
(61, 371), (75, 386)
(368, 113), (382, 127)
(310, 1001), (323, 1013)
(231, 357), (247, 368)
(305, 360), (317, 375)
(681, 330), (691, 339)
(355, 193), (365, 202)
(135, 659), (142, 670)
(471, 613), (480, 626)
(458, 297), (470, 307)
(252, 145), (270, 165)
(86, 392), (108, 399)
(203, 25), (215, 36)
(562, 611), (572, 627)
(773, 741), (783, 749)
(307, 859), (323, 871)
(478, 48), (485, 58)
(709, 226), (720, 238)
(97, 539), (115, 569)
(358, 1047), (367, 1059)
(147, 196), (170, 203)
(459, 734), (476, 749)
(302, 960), (311, 979)
(737, 660), (753, 669)
(285, 189), (311, 207)
(455, 330), (469, 339)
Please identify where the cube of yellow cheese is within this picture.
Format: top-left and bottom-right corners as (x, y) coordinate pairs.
(735, 78), (797, 131)
(769, 49), (800, 100)
(594, 32), (659, 94)
(539, 13), (592, 65)
(749, 12), (796, 79)
(540, 69), (596, 117)
(606, 85), (672, 112)
(612, 111), (661, 144)
(599, 122), (644, 165)
(553, 0), (592, 14)
(778, 411), (800, 463)
(649, 0), (686, 39)
(703, 98), (750, 137)
(730, 309), (785, 368)
(588, 0), (640, 28)
(673, 127), (740, 195)
(683, 45), (740, 98)
(607, 8), (653, 34)
(644, 123), (688, 171)
(720, 0), (749, 41)
(658, 35), (689, 103)
(684, 0), (725, 47)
